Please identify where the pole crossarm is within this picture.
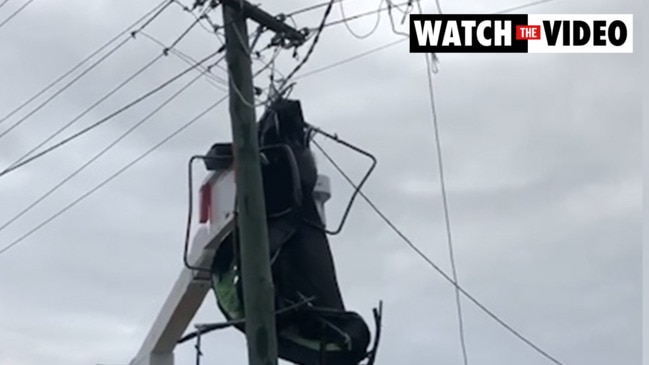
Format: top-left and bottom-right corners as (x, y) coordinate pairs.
(220, 0), (306, 44)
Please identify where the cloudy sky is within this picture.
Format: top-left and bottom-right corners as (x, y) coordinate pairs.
(0, 1), (643, 365)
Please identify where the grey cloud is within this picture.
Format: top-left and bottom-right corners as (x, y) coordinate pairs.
(0, 0), (642, 365)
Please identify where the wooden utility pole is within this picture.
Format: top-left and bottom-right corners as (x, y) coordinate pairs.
(220, 1), (305, 365)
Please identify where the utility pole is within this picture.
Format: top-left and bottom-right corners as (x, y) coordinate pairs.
(220, 1), (306, 365)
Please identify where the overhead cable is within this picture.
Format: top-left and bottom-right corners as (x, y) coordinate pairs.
(0, 95), (228, 257)
(397, 0), (467, 363)
(139, 31), (228, 91)
(4, 54), (165, 171)
(312, 142), (565, 365)
(0, 56), (224, 238)
(0, 49), (223, 179)
(0, 0), (174, 137)
(338, 0), (383, 39)
(277, 0), (335, 94)
(0, 0), (36, 31)
(2, 13), (211, 173)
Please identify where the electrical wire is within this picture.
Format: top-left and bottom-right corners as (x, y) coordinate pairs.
(287, 0), (347, 17)
(0, 95), (228, 257)
(173, 0), (221, 37)
(432, 0), (443, 14)
(1, 15), (211, 173)
(0, 48), (223, 179)
(0, 0), (556, 183)
(0, 14), (279, 256)
(0, 20), (276, 255)
(414, 8), (467, 365)
(0, 36), (126, 138)
(301, 1), (561, 363)
(313, 0), (412, 31)
(425, 52), (469, 365)
(291, 0), (559, 79)
(139, 31), (228, 90)
(168, 8), (205, 50)
(0, 0), (9, 10)
(0, 48), (304, 261)
(139, 28), (280, 94)
(338, 0), (383, 39)
(0, 0), (171, 127)
(312, 143), (565, 365)
(0, 0), (560, 326)
(295, 2), (564, 362)
(0, 0), (35, 31)
(0, 0), (174, 137)
(393, 0), (466, 363)
(288, 0), (546, 20)
(0, 8), (558, 364)
(384, 0), (410, 38)
(0, 57), (224, 238)
(293, 37), (405, 80)
(5, 54), (165, 171)
(277, 0), (335, 94)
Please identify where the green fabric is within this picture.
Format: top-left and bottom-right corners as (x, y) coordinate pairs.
(212, 266), (347, 353)
(212, 267), (243, 320)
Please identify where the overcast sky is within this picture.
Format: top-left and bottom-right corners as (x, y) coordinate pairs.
(0, 1), (643, 365)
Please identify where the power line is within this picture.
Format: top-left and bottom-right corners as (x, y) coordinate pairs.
(383, 0), (410, 38)
(311, 143), (565, 365)
(0, 0), (174, 138)
(402, 0), (468, 363)
(0, 95), (228, 257)
(141, 27), (280, 96)
(294, 37), (406, 79)
(0, 3), (568, 364)
(0, 48), (223, 179)
(303, 1), (563, 363)
(5, 54), (165, 171)
(167, 6), (204, 50)
(0, 38), (128, 137)
(0, 0), (35, 31)
(172, 0), (222, 38)
(0, 0), (171, 127)
(0, 0), (9, 10)
(293, 0), (559, 80)
(423, 26), (469, 365)
(144, 5), (280, 93)
(277, 0), (335, 93)
(2, 13), (209, 171)
(0, 22), (382, 260)
(0, 56), (224, 238)
(0, 13), (278, 257)
(314, 0), (413, 31)
(139, 31), (228, 91)
(293, 0), (553, 29)
(303, 6), (462, 361)
(287, 0), (347, 17)
(0, 0), (560, 305)
(338, 0), (383, 39)
(4, 0), (554, 175)
(0, 0), (408, 172)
